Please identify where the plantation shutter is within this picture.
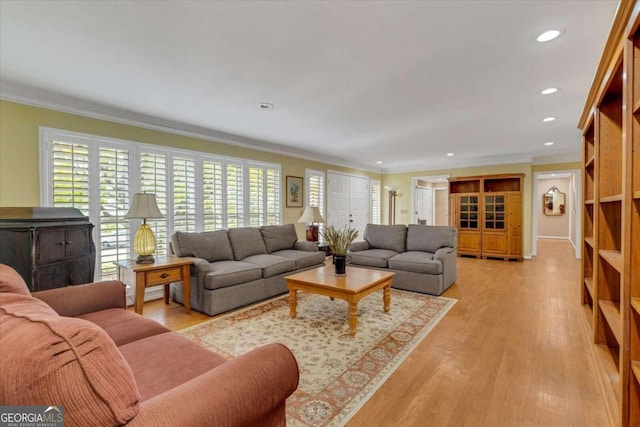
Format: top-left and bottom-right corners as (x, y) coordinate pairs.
(173, 156), (197, 232)
(140, 152), (168, 256)
(371, 180), (381, 225)
(266, 168), (280, 225)
(203, 160), (224, 231)
(51, 142), (90, 216)
(248, 166), (265, 227)
(98, 147), (130, 278)
(226, 163), (244, 228)
(306, 170), (325, 235)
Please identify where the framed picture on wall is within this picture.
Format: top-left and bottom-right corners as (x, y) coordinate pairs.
(286, 176), (303, 208)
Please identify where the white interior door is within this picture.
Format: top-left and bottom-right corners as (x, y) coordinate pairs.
(327, 172), (369, 240)
(349, 176), (368, 239)
(415, 187), (433, 225)
(327, 173), (349, 229)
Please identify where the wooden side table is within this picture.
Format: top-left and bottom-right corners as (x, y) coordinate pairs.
(115, 256), (192, 315)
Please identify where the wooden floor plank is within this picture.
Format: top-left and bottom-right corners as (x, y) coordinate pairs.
(139, 239), (610, 427)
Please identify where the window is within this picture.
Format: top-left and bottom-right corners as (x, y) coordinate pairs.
(370, 179), (381, 225)
(306, 169), (325, 234)
(173, 156), (197, 233)
(41, 127), (281, 281)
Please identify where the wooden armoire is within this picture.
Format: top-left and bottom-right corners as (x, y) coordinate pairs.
(0, 207), (96, 292)
(448, 174), (524, 261)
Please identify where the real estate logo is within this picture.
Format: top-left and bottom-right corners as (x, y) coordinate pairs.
(0, 406), (64, 427)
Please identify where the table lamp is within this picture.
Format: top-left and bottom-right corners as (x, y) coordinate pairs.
(297, 206), (325, 242)
(125, 193), (164, 264)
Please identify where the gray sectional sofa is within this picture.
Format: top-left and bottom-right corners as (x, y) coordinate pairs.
(170, 224), (325, 316)
(349, 224), (458, 295)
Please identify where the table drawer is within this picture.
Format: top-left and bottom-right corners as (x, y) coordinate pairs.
(145, 267), (182, 286)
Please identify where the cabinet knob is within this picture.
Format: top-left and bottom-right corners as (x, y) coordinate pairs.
(160, 273), (169, 279)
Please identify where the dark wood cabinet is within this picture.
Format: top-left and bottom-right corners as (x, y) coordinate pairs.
(0, 207), (95, 292)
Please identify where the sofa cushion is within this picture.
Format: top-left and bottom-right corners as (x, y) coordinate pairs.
(0, 293), (139, 426)
(0, 264), (30, 295)
(228, 228), (268, 260)
(261, 224), (298, 253)
(242, 254), (296, 278)
(388, 251), (443, 275)
(78, 308), (170, 346)
(349, 249), (399, 268)
(364, 224), (407, 253)
(172, 230), (234, 262)
(406, 224), (457, 253)
(272, 249), (326, 269)
(202, 260), (263, 290)
(119, 332), (227, 401)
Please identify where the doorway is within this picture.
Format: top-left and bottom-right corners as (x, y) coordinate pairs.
(327, 171), (369, 239)
(532, 169), (581, 258)
(412, 176), (449, 225)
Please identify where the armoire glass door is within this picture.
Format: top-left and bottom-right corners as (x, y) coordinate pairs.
(484, 194), (505, 230)
(459, 195), (479, 229)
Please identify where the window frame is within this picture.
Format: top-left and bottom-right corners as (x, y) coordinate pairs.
(40, 127), (282, 280)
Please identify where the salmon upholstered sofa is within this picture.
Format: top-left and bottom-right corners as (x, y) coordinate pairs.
(0, 264), (299, 427)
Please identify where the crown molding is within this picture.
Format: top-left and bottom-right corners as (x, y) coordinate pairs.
(0, 81), (380, 174)
(381, 153), (534, 175)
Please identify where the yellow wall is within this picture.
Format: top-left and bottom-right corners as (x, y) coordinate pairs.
(0, 100), (381, 239)
(381, 162), (583, 258)
(0, 100), (582, 255)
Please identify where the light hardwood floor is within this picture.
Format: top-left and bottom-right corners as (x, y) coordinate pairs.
(140, 239), (609, 426)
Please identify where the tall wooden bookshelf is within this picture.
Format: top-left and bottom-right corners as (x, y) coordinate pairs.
(579, 2), (640, 425)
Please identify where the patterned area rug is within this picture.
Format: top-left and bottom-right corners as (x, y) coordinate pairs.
(179, 289), (456, 426)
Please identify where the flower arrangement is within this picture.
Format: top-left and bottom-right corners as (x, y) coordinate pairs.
(321, 225), (358, 256)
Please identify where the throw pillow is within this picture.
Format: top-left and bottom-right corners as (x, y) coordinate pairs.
(0, 293), (140, 425)
(364, 224), (407, 253)
(260, 224), (298, 253)
(172, 230), (234, 262)
(227, 228), (267, 260)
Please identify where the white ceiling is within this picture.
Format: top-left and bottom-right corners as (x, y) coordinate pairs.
(0, 1), (619, 173)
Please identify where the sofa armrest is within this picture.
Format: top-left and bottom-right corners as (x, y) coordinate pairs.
(293, 241), (319, 252)
(128, 343), (299, 427)
(33, 280), (126, 317)
(434, 246), (456, 262)
(350, 241), (370, 252)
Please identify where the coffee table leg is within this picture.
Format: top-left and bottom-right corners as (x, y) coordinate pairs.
(289, 289), (297, 318)
(349, 302), (358, 336)
(383, 285), (391, 313)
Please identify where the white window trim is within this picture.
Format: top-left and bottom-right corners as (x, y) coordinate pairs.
(40, 126), (282, 280)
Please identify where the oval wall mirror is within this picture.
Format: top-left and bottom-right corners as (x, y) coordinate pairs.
(543, 186), (566, 216)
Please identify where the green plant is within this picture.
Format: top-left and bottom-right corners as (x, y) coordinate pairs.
(321, 225), (358, 256)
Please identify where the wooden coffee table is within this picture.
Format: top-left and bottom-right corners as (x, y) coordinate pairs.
(285, 265), (394, 336)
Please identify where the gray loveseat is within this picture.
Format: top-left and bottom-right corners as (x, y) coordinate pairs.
(349, 224), (457, 295)
(170, 224), (325, 316)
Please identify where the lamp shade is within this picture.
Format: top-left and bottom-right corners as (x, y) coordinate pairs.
(297, 206), (325, 224)
(125, 193), (164, 219)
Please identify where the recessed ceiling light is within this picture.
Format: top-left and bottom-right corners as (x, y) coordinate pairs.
(544, 141), (555, 146)
(541, 87), (559, 95)
(542, 116), (557, 122)
(536, 30), (562, 42)
(551, 174), (557, 177)
(259, 103), (274, 109)
(446, 152), (454, 157)
(376, 161), (383, 164)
